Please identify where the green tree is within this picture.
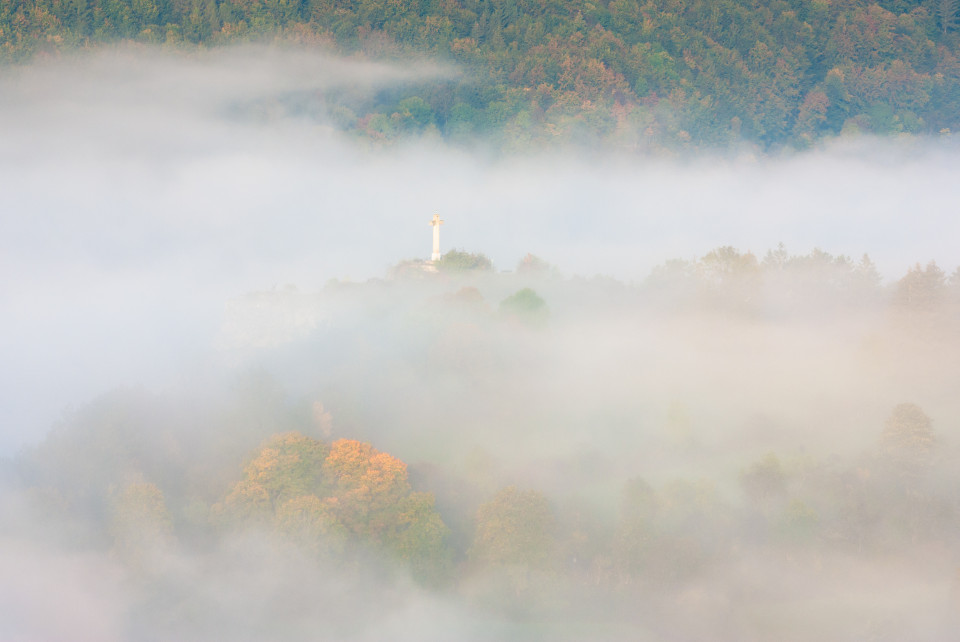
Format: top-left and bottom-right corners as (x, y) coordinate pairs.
(879, 403), (936, 478)
(696, 246), (761, 312)
(109, 480), (175, 571)
(698, 246), (760, 286)
(893, 261), (946, 312)
(740, 452), (787, 506)
(937, 0), (959, 34)
(396, 96), (435, 129)
(389, 491), (452, 583)
(469, 486), (555, 573)
(498, 288), (548, 328)
(274, 494), (347, 557)
(436, 249), (494, 274)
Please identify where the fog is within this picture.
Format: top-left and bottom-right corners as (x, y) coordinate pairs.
(2, 45), (960, 641)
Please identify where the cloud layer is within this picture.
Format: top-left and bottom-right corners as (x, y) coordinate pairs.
(1, 45), (958, 459)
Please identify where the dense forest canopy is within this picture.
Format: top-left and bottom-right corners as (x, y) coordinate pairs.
(4, 0), (960, 150)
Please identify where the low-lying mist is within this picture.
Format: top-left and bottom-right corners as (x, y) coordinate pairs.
(2, 44), (960, 641)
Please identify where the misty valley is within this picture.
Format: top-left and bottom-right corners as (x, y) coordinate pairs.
(2, 7), (960, 636)
(3, 246), (960, 641)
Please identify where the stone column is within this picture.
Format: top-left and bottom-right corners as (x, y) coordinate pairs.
(430, 214), (444, 261)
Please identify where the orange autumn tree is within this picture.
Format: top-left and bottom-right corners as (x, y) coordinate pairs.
(324, 439), (413, 540)
(325, 439), (451, 580)
(216, 433), (450, 579)
(218, 432), (330, 525)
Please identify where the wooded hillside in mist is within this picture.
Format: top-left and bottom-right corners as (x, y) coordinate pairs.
(4, 0), (960, 150)
(5, 246), (960, 639)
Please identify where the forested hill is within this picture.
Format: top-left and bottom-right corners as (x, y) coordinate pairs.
(4, 0), (960, 150)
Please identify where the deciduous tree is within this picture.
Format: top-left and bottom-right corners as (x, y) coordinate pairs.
(879, 403), (936, 478)
(469, 486), (555, 571)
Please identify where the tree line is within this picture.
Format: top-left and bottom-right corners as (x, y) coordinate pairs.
(3, 0), (960, 150)
(10, 388), (954, 597)
(4, 245), (959, 635)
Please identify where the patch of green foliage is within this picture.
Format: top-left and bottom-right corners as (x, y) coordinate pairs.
(437, 249), (494, 274)
(499, 288), (548, 328)
(3, 0), (960, 151)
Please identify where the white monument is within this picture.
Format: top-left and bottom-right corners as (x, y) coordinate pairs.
(430, 214), (444, 261)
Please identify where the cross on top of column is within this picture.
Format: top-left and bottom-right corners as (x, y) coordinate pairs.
(430, 214), (444, 261)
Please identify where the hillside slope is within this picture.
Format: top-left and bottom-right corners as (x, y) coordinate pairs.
(4, 0), (960, 149)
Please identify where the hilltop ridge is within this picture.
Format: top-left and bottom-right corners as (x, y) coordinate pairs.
(4, 0), (960, 150)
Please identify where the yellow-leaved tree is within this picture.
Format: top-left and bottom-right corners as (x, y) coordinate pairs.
(879, 403), (937, 479)
(469, 486), (555, 594)
(215, 433), (450, 581)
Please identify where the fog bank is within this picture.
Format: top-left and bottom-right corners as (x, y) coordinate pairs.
(2, 44), (960, 642)
(1, 46), (959, 462)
